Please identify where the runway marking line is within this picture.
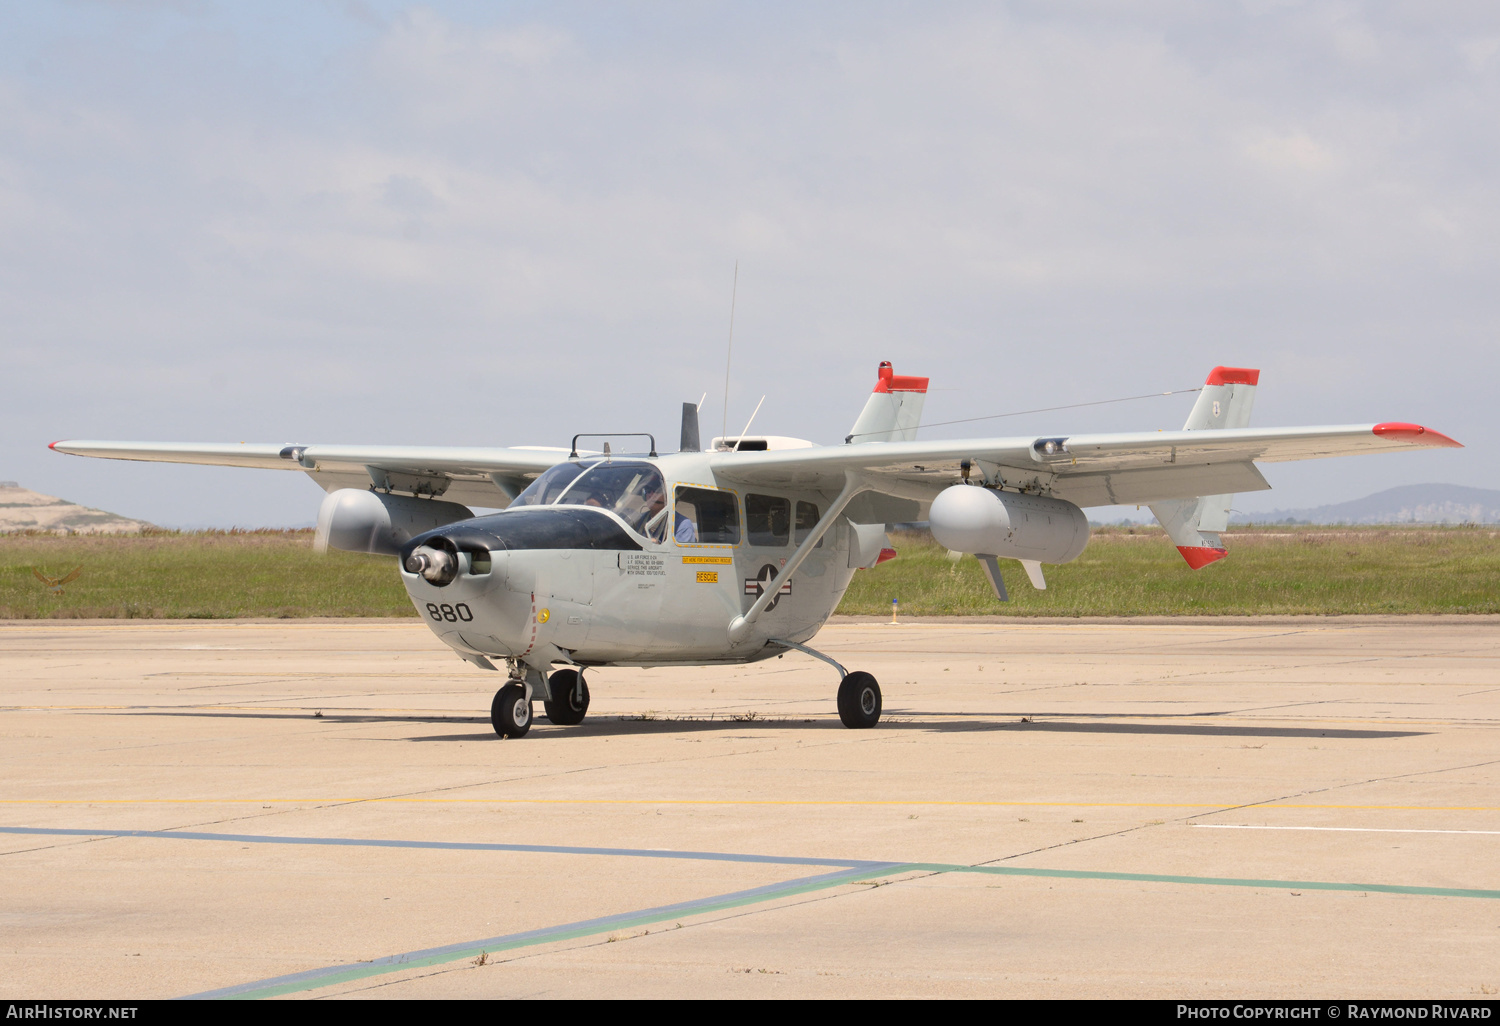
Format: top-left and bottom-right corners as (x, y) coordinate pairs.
(4, 825), (1498, 999)
(1196, 824), (1500, 836)
(6, 799), (1500, 811)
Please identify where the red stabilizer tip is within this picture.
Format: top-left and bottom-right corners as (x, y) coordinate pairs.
(48, 441), (59, 449)
(876, 547), (897, 565)
(1205, 366), (1260, 386)
(1177, 546), (1228, 569)
(1372, 423), (1463, 448)
(873, 361), (930, 394)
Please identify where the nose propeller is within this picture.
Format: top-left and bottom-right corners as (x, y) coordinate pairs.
(405, 546), (458, 586)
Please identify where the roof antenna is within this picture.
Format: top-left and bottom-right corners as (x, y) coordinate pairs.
(720, 260), (738, 451)
(732, 395), (766, 451)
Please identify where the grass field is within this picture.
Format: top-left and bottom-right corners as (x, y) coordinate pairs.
(2, 524), (1497, 619)
(845, 525), (1500, 616)
(1, 530), (411, 619)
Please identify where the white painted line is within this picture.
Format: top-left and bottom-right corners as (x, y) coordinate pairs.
(1195, 824), (1500, 836)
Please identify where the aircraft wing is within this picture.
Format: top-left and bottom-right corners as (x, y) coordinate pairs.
(708, 422), (1462, 513)
(47, 440), (573, 508)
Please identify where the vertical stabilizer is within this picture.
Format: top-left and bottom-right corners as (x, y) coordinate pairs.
(846, 362), (929, 444)
(679, 402), (701, 452)
(1149, 366), (1259, 569)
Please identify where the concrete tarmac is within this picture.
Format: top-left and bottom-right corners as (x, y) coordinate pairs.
(2, 617), (1498, 999)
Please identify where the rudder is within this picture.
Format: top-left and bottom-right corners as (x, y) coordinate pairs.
(1149, 366), (1260, 569)
(846, 362), (929, 444)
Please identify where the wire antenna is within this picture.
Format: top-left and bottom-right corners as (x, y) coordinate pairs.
(845, 386), (1204, 441)
(721, 260), (738, 446)
(732, 394), (767, 451)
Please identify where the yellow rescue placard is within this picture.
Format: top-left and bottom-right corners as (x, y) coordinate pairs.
(682, 556), (734, 565)
(696, 571), (719, 583)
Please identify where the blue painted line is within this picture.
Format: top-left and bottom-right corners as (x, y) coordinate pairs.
(182, 864), (903, 999)
(0, 826), (886, 869)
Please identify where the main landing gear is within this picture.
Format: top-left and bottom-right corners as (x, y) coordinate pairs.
(837, 671), (882, 729)
(543, 668), (590, 726)
(491, 668), (591, 738)
(769, 639), (882, 729)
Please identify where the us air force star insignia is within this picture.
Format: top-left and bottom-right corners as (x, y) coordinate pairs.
(744, 563), (791, 610)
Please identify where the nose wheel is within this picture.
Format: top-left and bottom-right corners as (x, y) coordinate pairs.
(491, 683), (532, 738)
(543, 669), (590, 726)
(837, 672), (882, 729)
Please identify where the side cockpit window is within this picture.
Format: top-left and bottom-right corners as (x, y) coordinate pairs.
(674, 486), (740, 545)
(745, 494), (791, 546)
(795, 500), (822, 547)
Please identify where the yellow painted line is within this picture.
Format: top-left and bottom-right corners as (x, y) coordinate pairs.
(832, 623), (1339, 631)
(0, 621), (429, 629)
(0, 705), (477, 713)
(5, 799), (1499, 811)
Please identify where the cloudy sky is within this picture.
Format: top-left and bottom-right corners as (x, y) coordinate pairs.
(2, 1), (1493, 527)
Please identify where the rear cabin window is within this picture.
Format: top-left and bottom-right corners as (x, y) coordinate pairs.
(795, 501), (822, 547)
(674, 486), (740, 545)
(745, 494), (791, 547)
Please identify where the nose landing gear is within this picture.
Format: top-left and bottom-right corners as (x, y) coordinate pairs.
(491, 683), (532, 738)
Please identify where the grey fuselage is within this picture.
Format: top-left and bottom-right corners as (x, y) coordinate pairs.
(398, 451), (861, 669)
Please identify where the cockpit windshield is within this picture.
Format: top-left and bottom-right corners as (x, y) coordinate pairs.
(510, 460), (668, 539)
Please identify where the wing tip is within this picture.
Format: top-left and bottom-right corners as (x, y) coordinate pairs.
(1372, 423), (1463, 448)
(1177, 545), (1228, 569)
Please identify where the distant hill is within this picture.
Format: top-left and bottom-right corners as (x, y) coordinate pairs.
(0, 482), (156, 534)
(1230, 484), (1500, 525)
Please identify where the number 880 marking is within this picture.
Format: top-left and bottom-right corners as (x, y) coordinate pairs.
(426, 602), (473, 623)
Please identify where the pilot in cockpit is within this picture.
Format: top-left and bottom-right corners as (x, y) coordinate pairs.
(639, 486), (669, 543)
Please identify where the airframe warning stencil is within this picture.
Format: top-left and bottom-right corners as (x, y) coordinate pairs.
(619, 553), (666, 576)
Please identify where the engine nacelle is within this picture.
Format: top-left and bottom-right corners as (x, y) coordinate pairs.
(928, 486), (1089, 564)
(315, 488), (475, 556)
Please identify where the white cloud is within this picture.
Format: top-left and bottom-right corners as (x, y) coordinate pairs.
(0, 2), (1495, 525)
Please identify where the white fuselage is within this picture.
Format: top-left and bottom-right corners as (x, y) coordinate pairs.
(398, 451), (860, 668)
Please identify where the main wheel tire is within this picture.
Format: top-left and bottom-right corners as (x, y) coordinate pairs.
(543, 669), (590, 726)
(491, 683), (532, 738)
(837, 672), (882, 729)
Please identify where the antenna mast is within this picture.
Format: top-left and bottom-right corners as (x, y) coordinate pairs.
(721, 260), (738, 449)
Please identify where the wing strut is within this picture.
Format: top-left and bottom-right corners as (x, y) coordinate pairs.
(728, 471), (868, 644)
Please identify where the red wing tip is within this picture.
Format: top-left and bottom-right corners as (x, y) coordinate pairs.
(48, 440), (61, 450)
(876, 547), (897, 565)
(873, 362), (929, 394)
(1372, 423), (1463, 448)
(1205, 366), (1260, 386)
(1177, 546), (1228, 569)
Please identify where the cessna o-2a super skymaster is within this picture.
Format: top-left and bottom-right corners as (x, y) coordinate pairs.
(51, 362), (1460, 737)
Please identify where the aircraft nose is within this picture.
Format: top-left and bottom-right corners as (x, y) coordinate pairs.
(403, 537), (507, 588)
